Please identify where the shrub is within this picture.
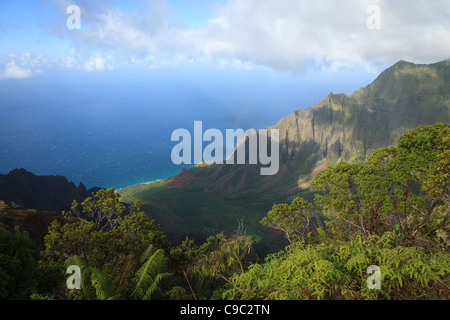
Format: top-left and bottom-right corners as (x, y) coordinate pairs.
(221, 232), (450, 300)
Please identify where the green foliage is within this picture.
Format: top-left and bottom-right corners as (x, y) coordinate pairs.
(166, 233), (253, 300)
(131, 246), (170, 300)
(64, 245), (170, 300)
(194, 233), (252, 278)
(261, 197), (319, 243)
(65, 255), (113, 300)
(63, 188), (133, 230)
(221, 232), (450, 300)
(0, 225), (39, 299)
(249, 123), (450, 300)
(116, 209), (169, 255)
(311, 123), (449, 244)
(5, 123), (447, 300)
(44, 188), (168, 279)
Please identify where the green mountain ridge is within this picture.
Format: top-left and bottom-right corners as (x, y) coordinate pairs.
(119, 59), (450, 250)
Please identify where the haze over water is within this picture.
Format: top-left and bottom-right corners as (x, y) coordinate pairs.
(0, 64), (376, 189)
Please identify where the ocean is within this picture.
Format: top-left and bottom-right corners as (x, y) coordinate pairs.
(0, 65), (376, 189)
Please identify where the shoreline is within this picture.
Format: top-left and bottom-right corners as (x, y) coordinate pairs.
(116, 179), (163, 192)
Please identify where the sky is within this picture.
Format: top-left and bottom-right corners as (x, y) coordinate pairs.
(1, 0), (449, 79)
(0, 0), (449, 187)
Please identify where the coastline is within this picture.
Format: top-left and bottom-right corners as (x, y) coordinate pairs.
(115, 179), (163, 192)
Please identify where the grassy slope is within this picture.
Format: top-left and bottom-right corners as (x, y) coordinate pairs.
(119, 168), (303, 254)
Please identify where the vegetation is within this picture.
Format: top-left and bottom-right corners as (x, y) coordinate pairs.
(312, 122), (449, 243)
(0, 223), (40, 299)
(64, 245), (170, 300)
(0, 122), (447, 300)
(221, 232), (449, 300)
(0, 220), (63, 300)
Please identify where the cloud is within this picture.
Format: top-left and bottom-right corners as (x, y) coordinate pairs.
(186, 0), (450, 72)
(83, 53), (114, 71)
(52, 0), (171, 53)
(0, 53), (46, 79)
(0, 61), (35, 79)
(35, 0), (450, 73)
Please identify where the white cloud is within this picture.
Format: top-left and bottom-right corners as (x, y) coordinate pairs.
(23, 0), (450, 74)
(186, 0), (450, 72)
(0, 61), (35, 79)
(0, 53), (46, 79)
(83, 53), (114, 71)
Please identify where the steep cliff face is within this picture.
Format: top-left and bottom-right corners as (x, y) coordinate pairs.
(186, 60), (450, 197)
(271, 60), (450, 178)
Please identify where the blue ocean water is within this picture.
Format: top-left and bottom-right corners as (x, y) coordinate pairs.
(0, 65), (376, 189)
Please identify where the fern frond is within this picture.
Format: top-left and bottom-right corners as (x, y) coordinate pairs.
(90, 267), (119, 300)
(131, 248), (169, 300)
(65, 256), (96, 300)
(139, 244), (156, 264)
(141, 272), (171, 300)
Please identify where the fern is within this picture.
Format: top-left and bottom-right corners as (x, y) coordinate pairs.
(131, 247), (170, 300)
(65, 256), (95, 300)
(139, 244), (157, 264)
(65, 249), (172, 300)
(222, 232), (450, 300)
(90, 267), (118, 300)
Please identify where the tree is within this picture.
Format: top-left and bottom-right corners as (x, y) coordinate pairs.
(44, 188), (169, 285)
(64, 188), (127, 230)
(261, 197), (319, 243)
(312, 123), (449, 244)
(312, 162), (366, 239)
(382, 123), (449, 243)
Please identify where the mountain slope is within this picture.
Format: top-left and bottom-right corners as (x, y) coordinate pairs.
(0, 168), (101, 212)
(119, 60), (450, 248)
